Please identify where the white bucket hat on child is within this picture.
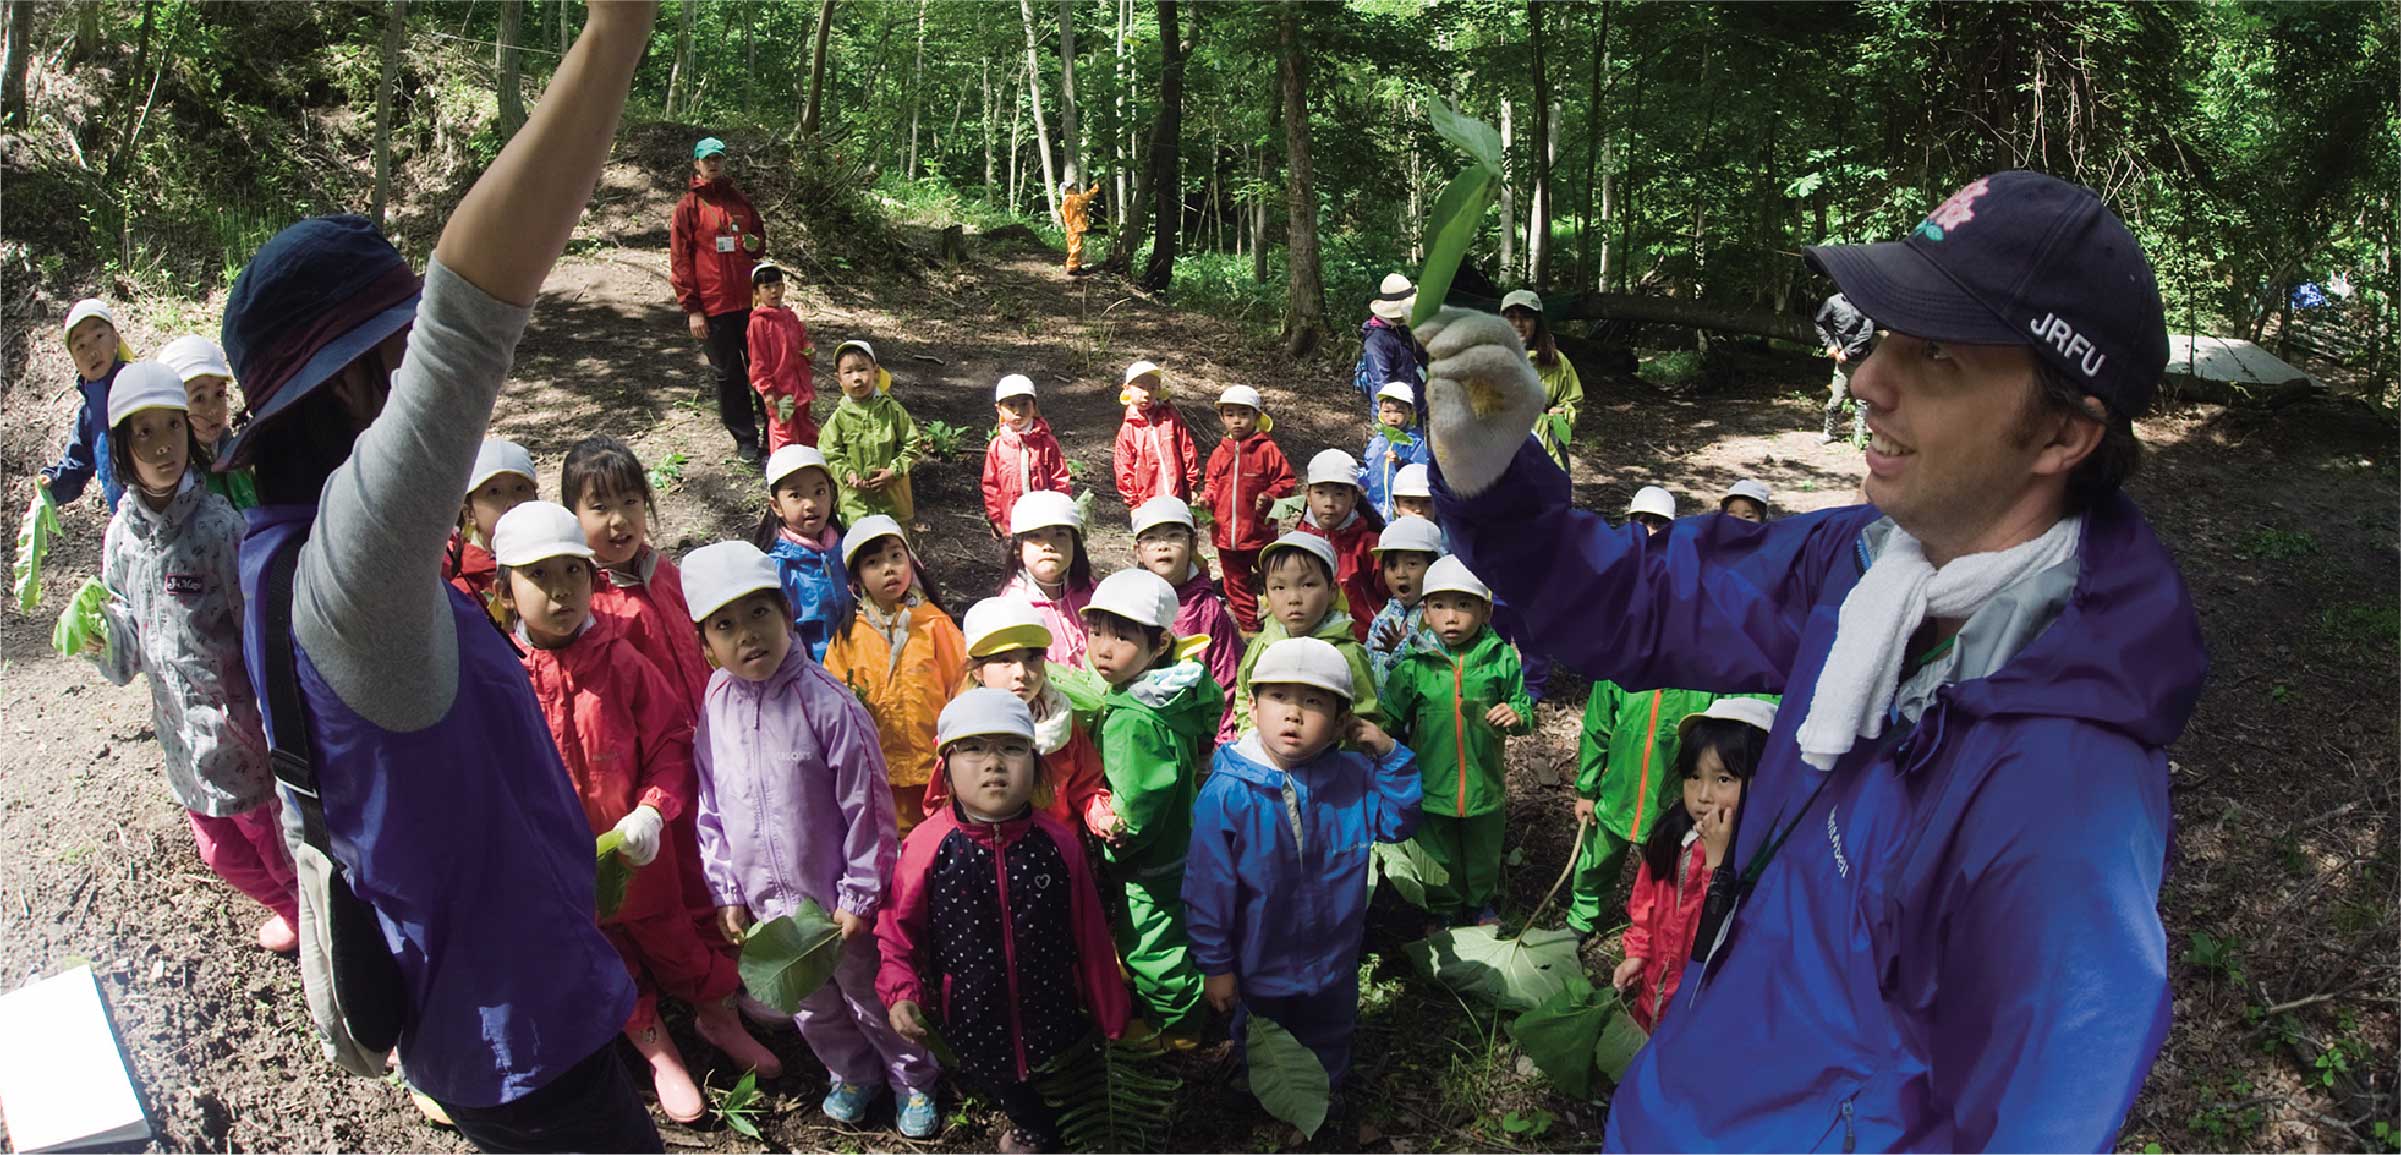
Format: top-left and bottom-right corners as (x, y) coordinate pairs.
(1251, 636), (1355, 703)
(469, 438), (538, 491)
(842, 515), (909, 567)
(1010, 490), (1083, 536)
(1216, 385), (1263, 411)
(105, 362), (188, 427)
(1376, 381), (1416, 406)
(1258, 531), (1338, 577)
(157, 335), (233, 382)
(1628, 486), (1677, 520)
(1371, 516), (1446, 557)
(1085, 569), (1178, 630)
(680, 540), (782, 621)
(994, 374), (1037, 403)
(936, 686), (1038, 748)
(1392, 463), (1433, 500)
(1420, 555), (1492, 603)
(1131, 495), (1195, 537)
(961, 596), (1053, 659)
(1677, 696), (1778, 740)
(1500, 288), (1544, 314)
(1305, 449), (1363, 489)
(1370, 272), (1416, 323)
(490, 501), (593, 568)
(766, 444), (832, 490)
(1723, 479), (1772, 508)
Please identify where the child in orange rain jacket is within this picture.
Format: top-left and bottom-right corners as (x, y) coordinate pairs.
(487, 502), (780, 1124)
(823, 516), (967, 834)
(1112, 360), (1199, 508)
(924, 597), (1118, 841)
(746, 261), (817, 451)
(1199, 385), (1296, 633)
(1292, 449), (1386, 643)
(980, 374), (1071, 540)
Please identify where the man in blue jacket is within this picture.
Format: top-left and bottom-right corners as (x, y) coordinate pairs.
(1421, 170), (2206, 1152)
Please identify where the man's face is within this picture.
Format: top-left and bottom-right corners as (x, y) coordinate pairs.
(1422, 591), (1489, 648)
(1846, 333), (2075, 559)
(695, 155), (726, 183)
(1252, 682), (1345, 766)
(505, 556), (594, 649)
(701, 591), (793, 681)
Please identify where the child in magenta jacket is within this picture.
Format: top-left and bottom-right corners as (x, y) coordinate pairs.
(683, 541), (940, 1138)
(879, 689), (1132, 1153)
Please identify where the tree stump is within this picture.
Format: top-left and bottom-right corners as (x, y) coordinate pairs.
(937, 224), (967, 264)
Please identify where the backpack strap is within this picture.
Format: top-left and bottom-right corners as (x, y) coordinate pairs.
(258, 532), (333, 855)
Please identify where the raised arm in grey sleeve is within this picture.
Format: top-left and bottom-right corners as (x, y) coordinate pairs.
(291, 258), (532, 732)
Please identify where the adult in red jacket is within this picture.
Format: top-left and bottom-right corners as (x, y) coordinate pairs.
(669, 136), (766, 465)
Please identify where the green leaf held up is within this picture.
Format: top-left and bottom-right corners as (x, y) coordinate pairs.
(1412, 165), (1497, 329)
(1246, 1014), (1330, 1139)
(15, 487), (61, 613)
(593, 830), (643, 920)
(738, 900), (846, 1014)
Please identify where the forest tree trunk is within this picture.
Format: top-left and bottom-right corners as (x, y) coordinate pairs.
(369, 0), (407, 230)
(1057, 0), (1081, 187)
(1019, 0), (1060, 222)
(496, 0), (525, 141)
(801, 0), (835, 136)
(1277, 2), (1325, 356)
(1528, 1), (1552, 286)
(1137, 0), (1184, 291)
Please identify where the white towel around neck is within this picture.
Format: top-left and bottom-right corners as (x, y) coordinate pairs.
(1796, 515), (2082, 770)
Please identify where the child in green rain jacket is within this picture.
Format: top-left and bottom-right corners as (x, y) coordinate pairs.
(819, 339), (926, 526)
(1381, 556), (1531, 923)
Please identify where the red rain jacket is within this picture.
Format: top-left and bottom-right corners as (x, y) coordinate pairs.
(1200, 433), (1296, 553)
(981, 418), (1072, 532)
(1113, 403), (1200, 507)
(669, 176), (766, 317)
(1622, 834), (1710, 1031)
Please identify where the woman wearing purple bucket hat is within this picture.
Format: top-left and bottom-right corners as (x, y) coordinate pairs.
(216, 4), (667, 1151)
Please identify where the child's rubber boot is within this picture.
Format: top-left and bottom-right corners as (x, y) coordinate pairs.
(257, 912), (298, 954)
(629, 1023), (707, 1124)
(897, 1087), (940, 1138)
(694, 997), (785, 1080)
(821, 1080), (874, 1125)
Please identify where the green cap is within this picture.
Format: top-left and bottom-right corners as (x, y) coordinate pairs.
(693, 136), (727, 160)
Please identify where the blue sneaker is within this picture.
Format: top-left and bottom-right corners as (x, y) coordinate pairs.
(897, 1088), (939, 1138)
(821, 1081), (873, 1125)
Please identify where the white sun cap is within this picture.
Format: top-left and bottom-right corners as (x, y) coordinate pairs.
(1084, 569), (1178, 630)
(765, 444), (832, 489)
(1723, 479), (1772, 507)
(1678, 696), (1779, 740)
(1392, 463), (1433, 499)
(680, 540), (782, 621)
(1628, 485), (1677, 520)
(937, 686), (1038, 748)
(62, 299), (116, 339)
(1419, 555), (1492, 603)
(1122, 359), (1163, 386)
(1259, 531), (1337, 577)
(994, 373), (1037, 402)
(1216, 385), (1264, 411)
(104, 361), (188, 428)
(1250, 636), (1355, 703)
(490, 501), (593, 568)
(157, 334), (233, 382)
(1500, 288), (1545, 314)
(1010, 489), (1083, 536)
(842, 515), (909, 567)
(1131, 495), (1196, 537)
(469, 438), (538, 492)
(961, 596), (1054, 659)
(834, 339), (877, 364)
(1375, 381), (1415, 406)
(1305, 449), (1362, 489)
(1371, 516), (1446, 556)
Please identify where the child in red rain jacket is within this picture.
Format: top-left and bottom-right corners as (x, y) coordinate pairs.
(1610, 698), (1771, 1031)
(441, 438), (539, 613)
(489, 502), (781, 1124)
(879, 690), (1131, 1153)
(981, 374), (1071, 539)
(1112, 360), (1199, 508)
(1293, 449), (1386, 643)
(746, 261), (818, 451)
(1198, 385), (1296, 632)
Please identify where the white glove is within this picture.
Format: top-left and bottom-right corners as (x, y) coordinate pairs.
(1416, 306), (1547, 498)
(613, 805), (665, 867)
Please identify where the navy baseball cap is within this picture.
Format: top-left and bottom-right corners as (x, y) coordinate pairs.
(218, 214), (422, 468)
(1806, 171), (2167, 419)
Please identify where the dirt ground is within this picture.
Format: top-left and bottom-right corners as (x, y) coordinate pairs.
(1, 142), (2393, 1153)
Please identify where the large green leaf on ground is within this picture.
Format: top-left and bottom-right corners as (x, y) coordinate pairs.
(1369, 840), (1452, 911)
(1247, 1014), (1330, 1139)
(737, 901), (844, 1014)
(1403, 924), (1582, 1012)
(1594, 997), (1650, 1084)
(1036, 1033), (1182, 1153)
(1511, 977), (1609, 1100)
